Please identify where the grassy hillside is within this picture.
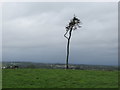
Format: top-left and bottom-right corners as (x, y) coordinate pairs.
(2, 69), (118, 88)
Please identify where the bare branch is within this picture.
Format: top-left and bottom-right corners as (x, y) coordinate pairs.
(64, 30), (69, 39)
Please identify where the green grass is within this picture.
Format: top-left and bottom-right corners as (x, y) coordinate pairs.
(2, 69), (118, 88)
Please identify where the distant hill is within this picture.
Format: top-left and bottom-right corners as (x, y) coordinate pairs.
(2, 61), (118, 71)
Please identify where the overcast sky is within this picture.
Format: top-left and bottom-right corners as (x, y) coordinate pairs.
(0, 3), (1, 62)
(2, 2), (118, 65)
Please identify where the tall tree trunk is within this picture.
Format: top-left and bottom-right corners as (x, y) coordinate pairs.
(66, 28), (72, 69)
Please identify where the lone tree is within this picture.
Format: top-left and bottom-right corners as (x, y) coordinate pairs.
(64, 15), (82, 69)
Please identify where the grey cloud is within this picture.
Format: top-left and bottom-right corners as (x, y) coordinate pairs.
(2, 2), (118, 65)
(0, 4), (2, 61)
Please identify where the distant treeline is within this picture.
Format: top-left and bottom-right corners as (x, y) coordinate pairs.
(2, 61), (118, 71)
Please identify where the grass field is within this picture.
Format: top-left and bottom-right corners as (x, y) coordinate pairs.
(2, 69), (118, 88)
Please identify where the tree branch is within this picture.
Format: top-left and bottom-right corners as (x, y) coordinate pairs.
(64, 30), (69, 39)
